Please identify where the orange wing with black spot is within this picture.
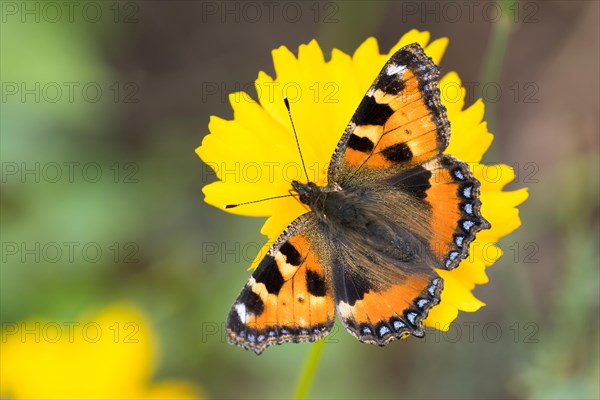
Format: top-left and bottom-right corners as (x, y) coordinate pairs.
(421, 155), (489, 268)
(329, 43), (449, 185)
(386, 154), (490, 270)
(226, 215), (335, 354)
(332, 255), (443, 344)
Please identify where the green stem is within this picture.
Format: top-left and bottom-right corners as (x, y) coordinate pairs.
(480, 0), (538, 329)
(479, 0), (517, 133)
(293, 340), (325, 400)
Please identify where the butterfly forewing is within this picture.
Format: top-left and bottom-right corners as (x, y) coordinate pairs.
(329, 43), (450, 185)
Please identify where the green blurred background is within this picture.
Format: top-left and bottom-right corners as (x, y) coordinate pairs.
(1, 0), (598, 399)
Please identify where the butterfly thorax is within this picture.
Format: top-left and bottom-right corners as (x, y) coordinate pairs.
(292, 180), (382, 231)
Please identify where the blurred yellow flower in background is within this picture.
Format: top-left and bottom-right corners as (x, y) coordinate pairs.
(1, 304), (202, 400)
(196, 30), (527, 333)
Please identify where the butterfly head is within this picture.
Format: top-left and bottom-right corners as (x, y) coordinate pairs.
(291, 180), (346, 220)
(291, 181), (322, 206)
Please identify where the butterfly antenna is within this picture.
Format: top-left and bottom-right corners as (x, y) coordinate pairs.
(284, 97), (310, 182)
(224, 193), (297, 209)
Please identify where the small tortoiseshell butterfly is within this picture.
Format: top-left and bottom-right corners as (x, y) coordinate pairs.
(226, 43), (490, 354)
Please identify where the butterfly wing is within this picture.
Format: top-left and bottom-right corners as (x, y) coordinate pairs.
(328, 43), (449, 185)
(325, 43), (489, 343)
(330, 229), (443, 344)
(226, 214), (335, 354)
(390, 154), (490, 269)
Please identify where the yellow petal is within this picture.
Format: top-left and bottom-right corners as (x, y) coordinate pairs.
(437, 270), (487, 311)
(440, 72), (466, 116)
(425, 37), (449, 64)
(390, 29), (431, 52)
(446, 100), (492, 162)
(352, 37), (384, 92)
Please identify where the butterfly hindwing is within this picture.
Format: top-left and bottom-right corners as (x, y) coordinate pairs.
(332, 254), (443, 345)
(388, 154), (490, 270)
(226, 215), (335, 354)
(329, 43), (450, 185)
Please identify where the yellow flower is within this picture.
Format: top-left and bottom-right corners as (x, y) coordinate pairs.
(196, 30), (528, 331)
(0, 304), (203, 399)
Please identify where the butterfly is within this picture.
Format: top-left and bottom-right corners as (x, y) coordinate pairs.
(226, 43), (490, 354)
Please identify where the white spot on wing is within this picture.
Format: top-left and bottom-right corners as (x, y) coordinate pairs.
(379, 326), (390, 336)
(235, 303), (247, 324)
(417, 299), (430, 309)
(463, 186), (472, 198)
(463, 220), (475, 231)
(337, 301), (353, 318)
(464, 203), (473, 215)
(387, 64), (407, 76)
(427, 284), (436, 296)
(406, 311), (418, 325)
(393, 320), (405, 330)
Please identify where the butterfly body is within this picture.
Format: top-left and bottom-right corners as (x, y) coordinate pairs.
(293, 179), (433, 266)
(226, 43), (490, 354)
